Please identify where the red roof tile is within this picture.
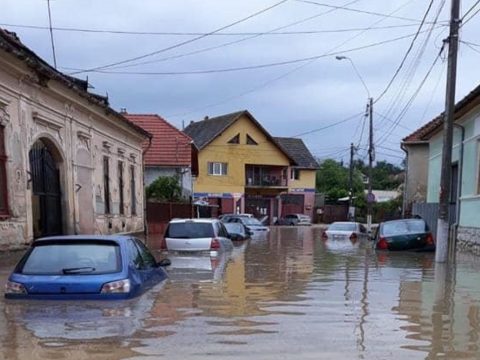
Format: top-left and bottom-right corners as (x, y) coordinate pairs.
(124, 114), (192, 167)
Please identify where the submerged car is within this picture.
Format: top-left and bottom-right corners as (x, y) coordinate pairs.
(276, 214), (312, 226)
(4, 235), (170, 300)
(321, 222), (369, 241)
(375, 218), (435, 251)
(223, 222), (251, 241)
(225, 216), (269, 235)
(163, 218), (234, 253)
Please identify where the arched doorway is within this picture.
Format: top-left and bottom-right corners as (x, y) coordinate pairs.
(29, 138), (63, 238)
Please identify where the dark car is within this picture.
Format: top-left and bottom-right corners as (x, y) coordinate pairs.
(275, 214), (312, 226)
(374, 218), (435, 251)
(224, 222), (251, 241)
(225, 216), (270, 236)
(4, 235), (170, 300)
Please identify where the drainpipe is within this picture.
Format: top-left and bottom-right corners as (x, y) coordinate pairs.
(451, 123), (464, 258)
(400, 143), (408, 218)
(142, 137), (153, 244)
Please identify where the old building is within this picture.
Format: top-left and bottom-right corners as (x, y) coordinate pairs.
(0, 29), (151, 250)
(123, 113), (198, 198)
(183, 110), (318, 223)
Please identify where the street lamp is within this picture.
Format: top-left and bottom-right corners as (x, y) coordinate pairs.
(336, 55), (374, 234)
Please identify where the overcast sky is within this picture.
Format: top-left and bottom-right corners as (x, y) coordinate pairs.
(3, 0), (480, 164)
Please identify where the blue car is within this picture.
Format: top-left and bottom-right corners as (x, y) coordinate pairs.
(4, 235), (170, 300)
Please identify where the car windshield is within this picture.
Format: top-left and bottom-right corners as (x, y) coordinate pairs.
(224, 223), (243, 233)
(382, 219), (426, 236)
(328, 223), (356, 231)
(242, 218), (262, 226)
(20, 242), (121, 275)
(165, 222), (215, 238)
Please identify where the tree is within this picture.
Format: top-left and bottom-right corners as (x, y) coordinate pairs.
(146, 176), (183, 202)
(316, 159), (363, 201)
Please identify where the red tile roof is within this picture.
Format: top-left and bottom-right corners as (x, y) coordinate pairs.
(124, 114), (192, 167)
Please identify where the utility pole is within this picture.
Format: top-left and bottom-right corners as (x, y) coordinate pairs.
(436, 0), (461, 263)
(367, 97), (374, 234)
(349, 142), (355, 220)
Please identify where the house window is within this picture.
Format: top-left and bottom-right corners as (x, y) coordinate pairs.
(0, 126), (8, 216)
(130, 165), (136, 216)
(103, 156), (110, 214)
(246, 134), (258, 145)
(118, 161), (124, 215)
(290, 168), (300, 180)
(228, 133), (240, 144)
(208, 162), (228, 176)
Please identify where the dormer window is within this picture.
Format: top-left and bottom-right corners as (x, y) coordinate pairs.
(246, 134), (258, 145)
(228, 133), (240, 144)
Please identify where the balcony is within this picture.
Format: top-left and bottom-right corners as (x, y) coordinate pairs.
(245, 165), (288, 188)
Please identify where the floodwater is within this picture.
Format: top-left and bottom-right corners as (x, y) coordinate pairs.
(1, 227), (480, 359)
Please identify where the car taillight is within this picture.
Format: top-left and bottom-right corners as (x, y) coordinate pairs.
(377, 237), (389, 250)
(321, 232), (328, 240)
(426, 233), (434, 245)
(350, 233), (358, 240)
(101, 279), (131, 294)
(5, 281), (27, 294)
(210, 238), (221, 250)
(160, 238), (167, 250)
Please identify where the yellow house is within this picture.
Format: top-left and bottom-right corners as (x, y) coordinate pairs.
(183, 110), (318, 223)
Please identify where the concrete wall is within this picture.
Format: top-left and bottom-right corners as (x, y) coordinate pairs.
(145, 166), (193, 198)
(0, 49), (146, 250)
(404, 143), (429, 208)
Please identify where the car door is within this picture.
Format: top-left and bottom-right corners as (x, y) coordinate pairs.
(126, 239), (145, 294)
(216, 222), (233, 251)
(133, 238), (164, 287)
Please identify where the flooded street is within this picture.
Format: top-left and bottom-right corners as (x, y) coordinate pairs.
(2, 227), (480, 359)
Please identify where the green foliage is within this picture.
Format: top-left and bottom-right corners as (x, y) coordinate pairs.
(316, 159), (363, 202)
(146, 176), (183, 202)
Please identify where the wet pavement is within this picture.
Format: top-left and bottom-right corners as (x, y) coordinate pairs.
(2, 226), (480, 359)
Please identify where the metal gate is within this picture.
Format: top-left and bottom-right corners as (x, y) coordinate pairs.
(29, 139), (62, 237)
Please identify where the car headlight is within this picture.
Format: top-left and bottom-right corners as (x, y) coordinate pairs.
(100, 279), (131, 294)
(5, 281), (27, 294)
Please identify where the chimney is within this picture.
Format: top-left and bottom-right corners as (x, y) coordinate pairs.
(190, 120), (195, 125)
(120, 107), (127, 114)
(204, 116), (209, 121)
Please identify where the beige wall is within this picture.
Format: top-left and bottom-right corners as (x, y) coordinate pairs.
(0, 51), (146, 250)
(404, 143), (429, 211)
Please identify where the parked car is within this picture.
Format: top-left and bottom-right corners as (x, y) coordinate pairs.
(374, 218), (435, 251)
(163, 219), (234, 253)
(276, 214), (312, 226)
(223, 222), (251, 241)
(321, 222), (369, 241)
(224, 216), (270, 235)
(4, 235), (170, 300)
(219, 213), (254, 222)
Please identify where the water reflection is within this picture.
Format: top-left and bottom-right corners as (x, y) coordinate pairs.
(2, 229), (480, 359)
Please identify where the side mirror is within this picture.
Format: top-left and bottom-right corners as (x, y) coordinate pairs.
(157, 258), (171, 267)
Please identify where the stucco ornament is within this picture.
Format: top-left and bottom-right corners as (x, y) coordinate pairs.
(0, 104), (10, 126)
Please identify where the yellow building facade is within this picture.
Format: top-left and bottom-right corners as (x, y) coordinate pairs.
(184, 111), (318, 223)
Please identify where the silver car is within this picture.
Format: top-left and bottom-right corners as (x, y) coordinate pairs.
(322, 222), (369, 241)
(164, 219), (234, 254)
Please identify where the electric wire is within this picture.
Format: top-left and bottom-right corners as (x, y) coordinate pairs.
(69, 0), (289, 75)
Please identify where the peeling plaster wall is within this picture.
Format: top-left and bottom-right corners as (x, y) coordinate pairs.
(0, 54), (146, 250)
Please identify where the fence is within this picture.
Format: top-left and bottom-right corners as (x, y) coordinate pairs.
(412, 202), (456, 237)
(146, 202), (194, 235)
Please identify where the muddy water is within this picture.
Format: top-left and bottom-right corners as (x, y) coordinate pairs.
(1, 227), (480, 359)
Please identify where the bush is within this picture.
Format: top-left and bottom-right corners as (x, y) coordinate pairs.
(146, 176), (183, 202)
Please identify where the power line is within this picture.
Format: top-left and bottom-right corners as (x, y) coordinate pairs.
(46, 0), (57, 69)
(461, 0), (480, 21)
(373, 111), (415, 131)
(292, 112), (364, 137)
(462, 40), (480, 54)
(374, 0), (436, 103)
(106, 0), (362, 70)
(0, 22), (423, 37)
(461, 3), (480, 25)
(69, 0), (289, 75)
(63, 29), (441, 76)
(294, 0), (446, 24)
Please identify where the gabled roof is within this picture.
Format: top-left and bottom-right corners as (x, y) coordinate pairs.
(184, 110), (295, 163)
(124, 113), (193, 167)
(273, 137), (319, 169)
(0, 28), (151, 139)
(403, 83), (480, 143)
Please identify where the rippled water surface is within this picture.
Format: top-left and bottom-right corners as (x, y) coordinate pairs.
(2, 227), (480, 359)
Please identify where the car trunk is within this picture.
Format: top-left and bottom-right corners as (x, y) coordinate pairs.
(326, 230), (353, 240)
(385, 233), (428, 250)
(16, 274), (120, 294)
(165, 237), (213, 251)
